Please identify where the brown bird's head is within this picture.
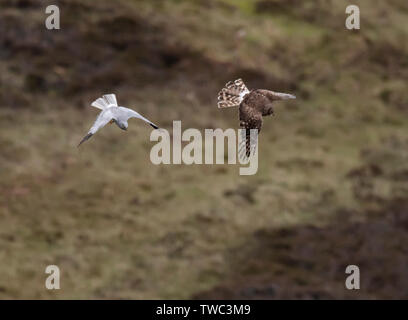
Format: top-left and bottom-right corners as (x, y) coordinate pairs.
(258, 89), (296, 116)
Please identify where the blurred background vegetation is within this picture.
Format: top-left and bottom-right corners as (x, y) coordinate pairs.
(0, 0), (407, 299)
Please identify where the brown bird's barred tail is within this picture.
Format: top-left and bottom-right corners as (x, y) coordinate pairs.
(217, 78), (250, 108)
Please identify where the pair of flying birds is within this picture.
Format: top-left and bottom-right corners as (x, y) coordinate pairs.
(78, 79), (296, 157)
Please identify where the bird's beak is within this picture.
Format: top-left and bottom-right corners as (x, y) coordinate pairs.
(272, 92), (296, 100)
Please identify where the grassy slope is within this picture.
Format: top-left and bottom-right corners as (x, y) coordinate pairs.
(0, 0), (407, 298)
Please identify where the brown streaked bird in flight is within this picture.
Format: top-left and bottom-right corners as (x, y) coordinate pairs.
(217, 79), (296, 159)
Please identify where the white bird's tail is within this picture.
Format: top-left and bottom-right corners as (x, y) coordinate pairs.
(91, 94), (118, 110)
(217, 78), (250, 108)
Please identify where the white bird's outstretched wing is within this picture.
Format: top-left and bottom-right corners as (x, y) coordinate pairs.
(91, 94), (118, 110)
(78, 109), (114, 147)
(117, 107), (159, 129)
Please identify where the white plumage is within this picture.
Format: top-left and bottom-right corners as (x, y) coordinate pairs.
(91, 94), (118, 110)
(78, 94), (159, 147)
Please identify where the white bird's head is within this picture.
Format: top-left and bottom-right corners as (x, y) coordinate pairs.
(117, 120), (128, 130)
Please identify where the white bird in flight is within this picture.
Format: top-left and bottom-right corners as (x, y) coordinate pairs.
(78, 94), (159, 147)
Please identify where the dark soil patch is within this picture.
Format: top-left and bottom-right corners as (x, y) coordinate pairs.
(194, 198), (408, 299)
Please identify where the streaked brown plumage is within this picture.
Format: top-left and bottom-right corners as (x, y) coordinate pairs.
(217, 79), (296, 158)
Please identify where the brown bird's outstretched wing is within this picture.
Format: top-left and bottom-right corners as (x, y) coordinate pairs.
(239, 108), (263, 159)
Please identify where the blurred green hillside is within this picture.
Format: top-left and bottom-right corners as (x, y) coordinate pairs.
(0, 0), (407, 299)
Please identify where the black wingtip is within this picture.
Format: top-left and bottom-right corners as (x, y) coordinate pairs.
(77, 133), (93, 147)
(150, 123), (159, 130)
